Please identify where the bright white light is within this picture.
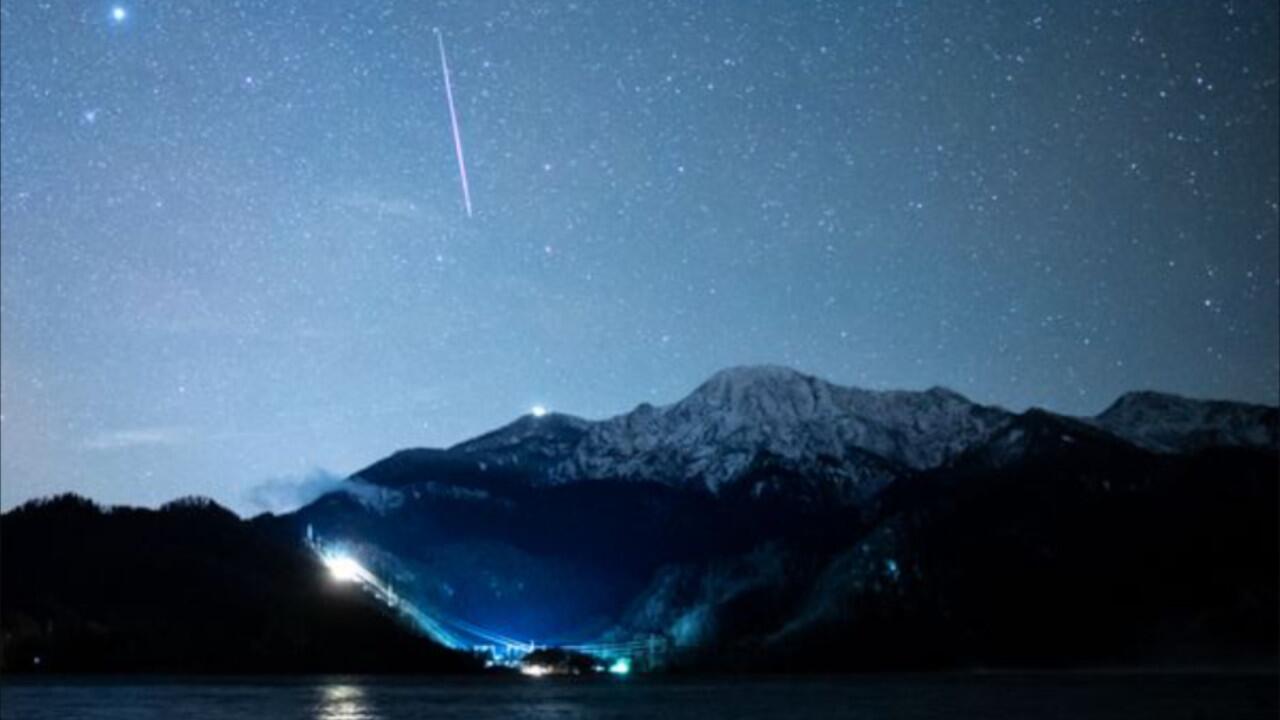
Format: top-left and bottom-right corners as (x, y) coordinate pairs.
(530, 405), (548, 418)
(608, 658), (631, 675)
(110, 6), (127, 22)
(323, 554), (363, 583)
(520, 664), (550, 677)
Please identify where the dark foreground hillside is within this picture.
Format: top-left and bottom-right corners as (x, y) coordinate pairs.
(0, 495), (478, 674)
(745, 444), (1280, 671)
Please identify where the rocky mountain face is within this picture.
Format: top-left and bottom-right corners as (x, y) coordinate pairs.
(548, 366), (1012, 494)
(1092, 390), (1279, 453)
(282, 366), (1277, 668)
(443, 365), (1275, 497)
(619, 410), (1277, 671)
(448, 365), (1012, 499)
(6, 366), (1274, 673)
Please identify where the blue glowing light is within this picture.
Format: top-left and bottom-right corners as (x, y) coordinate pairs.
(608, 658), (631, 675)
(110, 6), (127, 22)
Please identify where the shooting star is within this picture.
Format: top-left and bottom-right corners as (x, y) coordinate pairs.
(435, 28), (473, 218)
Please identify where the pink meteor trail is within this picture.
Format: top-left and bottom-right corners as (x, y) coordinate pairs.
(435, 29), (472, 218)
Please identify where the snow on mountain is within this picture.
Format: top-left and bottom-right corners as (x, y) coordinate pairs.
(450, 412), (591, 473)
(953, 407), (1151, 472)
(432, 368), (1277, 498)
(456, 365), (1012, 493)
(1091, 390), (1279, 453)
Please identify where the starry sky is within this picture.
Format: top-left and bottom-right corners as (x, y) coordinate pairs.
(1, 1), (1277, 512)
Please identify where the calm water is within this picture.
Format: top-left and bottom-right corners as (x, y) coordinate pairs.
(1, 674), (1275, 719)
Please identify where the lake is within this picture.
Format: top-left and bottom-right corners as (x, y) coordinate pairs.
(1, 673), (1275, 719)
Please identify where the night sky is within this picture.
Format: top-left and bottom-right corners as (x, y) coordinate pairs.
(2, 1), (1277, 512)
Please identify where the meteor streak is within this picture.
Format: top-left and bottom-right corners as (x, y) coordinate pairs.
(435, 28), (473, 218)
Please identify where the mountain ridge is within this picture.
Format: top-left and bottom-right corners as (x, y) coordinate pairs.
(5, 365), (1275, 673)
(360, 365), (1276, 497)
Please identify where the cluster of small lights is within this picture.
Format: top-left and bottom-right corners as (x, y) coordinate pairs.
(518, 657), (630, 677)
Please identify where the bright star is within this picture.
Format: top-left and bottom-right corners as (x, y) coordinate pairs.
(110, 6), (127, 22)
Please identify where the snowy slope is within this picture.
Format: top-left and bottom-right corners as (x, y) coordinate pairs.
(450, 412), (591, 473)
(1090, 390), (1279, 453)
(433, 368), (1279, 498)
(454, 365), (1012, 493)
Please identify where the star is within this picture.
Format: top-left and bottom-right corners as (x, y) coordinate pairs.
(0, 0), (1275, 514)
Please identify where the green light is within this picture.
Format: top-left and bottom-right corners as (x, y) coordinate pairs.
(608, 658), (631, 675)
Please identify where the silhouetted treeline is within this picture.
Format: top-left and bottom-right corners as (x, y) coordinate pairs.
(1, 494), (479, 674)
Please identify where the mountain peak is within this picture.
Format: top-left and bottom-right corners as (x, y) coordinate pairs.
(449, 410), (591, 472)
(673, 366), (886, 436)
(700, 364), (813, 388)
(360, 366), (1275, 503)
(550, 365), (1009, 491)
(924, 385), (969, 403)
(1093, 390), (1278, 453)
(1100, 389), (1194, 415)
(460, 411), (591, 445)
(691, 363), (819, 404)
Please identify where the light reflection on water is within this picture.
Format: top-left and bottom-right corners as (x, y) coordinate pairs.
(315, 684), (378, 720)
(0, 674), (1275, 720)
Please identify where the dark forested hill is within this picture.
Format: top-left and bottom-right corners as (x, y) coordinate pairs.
(0, 495), (478, 674)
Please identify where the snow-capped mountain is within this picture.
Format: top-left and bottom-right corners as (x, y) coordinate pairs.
(298, 366), (1278, 666)
(1091, 390), (1279, 453)
(451, 365), (1012, 493)
(450, 412), (591, 474)
(363, 365), (1280, 502)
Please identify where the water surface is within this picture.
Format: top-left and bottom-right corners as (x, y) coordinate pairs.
(2, 673), (1275, 719)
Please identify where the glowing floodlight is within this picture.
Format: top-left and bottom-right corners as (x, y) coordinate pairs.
(323, 554), (364, 583)
(608, 658), (631, 675)
(520, 664), (551, 677)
